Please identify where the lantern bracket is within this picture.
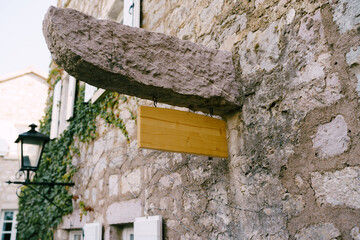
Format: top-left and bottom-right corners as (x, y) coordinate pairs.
(6, 124), (74, 213)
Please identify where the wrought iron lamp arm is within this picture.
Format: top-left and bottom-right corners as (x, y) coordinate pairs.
(6, 180), (75, 186)
(22, 183), (67, 214)
(6, 180), (74, 214)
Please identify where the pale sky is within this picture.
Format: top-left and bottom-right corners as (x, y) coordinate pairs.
(0, 0), (57, 77)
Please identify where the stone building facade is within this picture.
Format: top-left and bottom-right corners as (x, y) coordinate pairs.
(0, 67), (48, 240)
(49, 0), (360, 239)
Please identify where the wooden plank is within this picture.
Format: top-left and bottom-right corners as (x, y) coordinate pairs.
(137, 106), (228, 158)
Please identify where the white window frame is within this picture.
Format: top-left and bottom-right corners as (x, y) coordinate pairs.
(122, 226), (134, 240)
(69, 230), (83, 240)
(50, 74), (77, 139)
(50, 80), (62, 139)
(0, 210), (17, 240)
(123, 0), (140, 28)
(84, 84), (108, 104)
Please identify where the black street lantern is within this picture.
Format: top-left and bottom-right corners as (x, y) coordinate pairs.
(7, 123), (74, 187)
(6, 124), (74, 212)
(15, 124), (49, 173)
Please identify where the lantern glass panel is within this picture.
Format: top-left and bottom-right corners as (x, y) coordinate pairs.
(21, 138), (44, 169)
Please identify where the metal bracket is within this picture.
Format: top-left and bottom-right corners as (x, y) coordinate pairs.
(153, 96), (157, 107)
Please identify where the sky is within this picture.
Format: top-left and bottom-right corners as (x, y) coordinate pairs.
(0, 0), (57, 77)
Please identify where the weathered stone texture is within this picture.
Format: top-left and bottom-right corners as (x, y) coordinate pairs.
(351, 227), (360, 240)
(346, 46), (360, 95)
(0, 159), (19, 210)
(43, 6), (241, 116)
(312, 115), (350, 158)
(332, 0), (360, 33)
(311, 167), (360, 209)
(106, 199), (142, 224)
(238, 21), (280, 75)
(295, 223), (341, 240)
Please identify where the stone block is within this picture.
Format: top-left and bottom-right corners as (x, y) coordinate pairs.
(312, 115), (350, 158)
(295, 223), (341, 240)
(351, 226), (360, 240)
(43, 7), (242, 116)
(109, 174), (119, 197)
(346, 46), (360, 66)
(311, 167), (360, 209)
(121, 169), (141, 194)
(60, 209), (90, 229)
(106, 199), (142, 224)
(332, 0), (360, 33)
(92, 188), (97, 204)
(346, 46), (360, 96)
(159, 173), (182, 189)
(238, 21), (280, 75)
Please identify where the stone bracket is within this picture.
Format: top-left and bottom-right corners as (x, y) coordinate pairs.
(43, 7), (242, 116)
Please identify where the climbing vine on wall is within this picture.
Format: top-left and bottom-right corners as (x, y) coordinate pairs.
(16, 64), (132, 240)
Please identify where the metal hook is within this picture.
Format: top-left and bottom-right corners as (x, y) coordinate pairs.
(153, 96), (157, 107)
(209, 108), (214, 117)
(129, 2), (134, 14)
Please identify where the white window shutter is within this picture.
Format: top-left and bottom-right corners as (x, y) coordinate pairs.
(50, 81), (62, 139)
(134, 215), (162, 240)
(83, 222), (102, 240)
(66, 76), (76, 120)
(58, 78), (69, 135)
(123, 0), (140, 27)
(84, 83), (97, 102)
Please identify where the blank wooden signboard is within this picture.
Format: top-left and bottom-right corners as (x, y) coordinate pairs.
(137, 106), (228, 158)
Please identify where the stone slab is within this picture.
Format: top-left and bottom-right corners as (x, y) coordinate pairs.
(295, 223), (341, 240)
(106, 199), (142, 224)
(43, 7), (241, 116)
(311, 167), (360, 209)
(312, 115), (349, 158)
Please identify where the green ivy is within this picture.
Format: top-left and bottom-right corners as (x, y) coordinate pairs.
(16, 66), (132, 240)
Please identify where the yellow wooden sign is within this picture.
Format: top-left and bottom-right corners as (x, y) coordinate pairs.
(137, 106), (228, 158)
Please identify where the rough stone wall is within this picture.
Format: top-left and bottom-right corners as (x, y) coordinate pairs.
(56, 0), (360, 239)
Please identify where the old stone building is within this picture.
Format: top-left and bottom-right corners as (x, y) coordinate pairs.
(0, 67), (48, 240)
(40, 0), (360, 239)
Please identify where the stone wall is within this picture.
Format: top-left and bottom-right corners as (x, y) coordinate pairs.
(0, 159), (19, 210)
(55, 0), (360, 239)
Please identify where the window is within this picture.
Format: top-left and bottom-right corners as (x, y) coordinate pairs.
(50, 74), (76, 139)
(122, 226), (134, 240)
(69, 230), (83, 240)
(0, 210), (17, 240)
